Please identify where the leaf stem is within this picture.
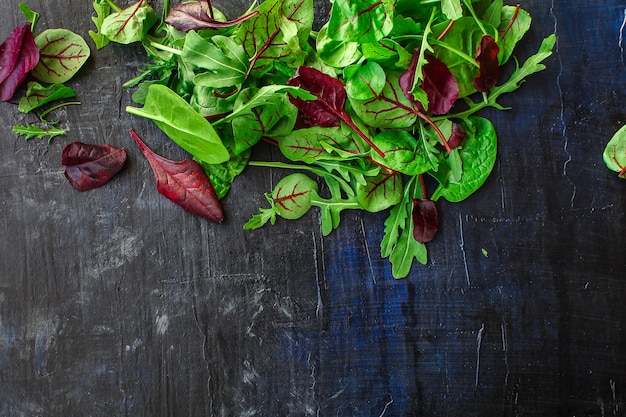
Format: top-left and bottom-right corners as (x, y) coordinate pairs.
(104, 0), (122, 13)
(39, 101), (81, 122)
(148, 40), (182, 56)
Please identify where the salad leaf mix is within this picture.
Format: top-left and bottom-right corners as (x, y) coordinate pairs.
(91, 0), (555, 278)
(1, 0), (556, 279)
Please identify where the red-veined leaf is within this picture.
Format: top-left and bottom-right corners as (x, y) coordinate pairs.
(356, 170), (403, 212)
(62, 142), (127, 192)
(412, 198), (438, 243)
(474, 34), (500, 93)
(129, 129), (224, 223)
(31, 29), (90, 83)
(165, 0), (258, 32)
(421, 55), (458, 115)
(0, 24), (40, 101)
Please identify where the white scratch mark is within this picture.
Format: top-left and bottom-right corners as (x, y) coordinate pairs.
(155, 314), (169, 335)
(458, 213), (471, 287)
(377, 395), (393, 417)
(312, 230), (323, 320)
(475, 323), (485, 389)
(501, 322), (509, 387)
(617, 9), (626, 67)
(359, 218), (376, 284)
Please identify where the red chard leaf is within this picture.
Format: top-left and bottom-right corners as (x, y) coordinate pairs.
(399, 49), (419, 103)
(0, 24), (40, 101)
(421, 55), (458, 115)
(412, 198), (438, 243)
(129, 129), (224, 223)
(474, 34), (500, 93)
(62, 142), (127, 192)
(165, 0), (258, 32)
(287, 66), (348, 127)
(448, 122), (465, 149)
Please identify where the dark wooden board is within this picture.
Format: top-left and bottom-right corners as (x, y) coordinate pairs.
(0, 1), (624, 416)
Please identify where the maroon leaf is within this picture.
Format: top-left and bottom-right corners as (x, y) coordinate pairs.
(287, 66), (348, 127)
(412, 198), (438, 243)
(447, 122), (466, 149)
(62, 142), (127, 192)
(399, 52), (458, 115)
(129, 129), (224, 223)
(473, 34), (500, 93)
(0, 24), (40, 101)
(287, 66), (386, 157)
(421, 55), (458, 115)
(165, 0), (258, 32)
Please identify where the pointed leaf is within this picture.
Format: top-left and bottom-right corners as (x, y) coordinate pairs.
(421, 55), (458, 115)
(18, 81), (75, 113)
(165, 0), (258, 32)
(62, 142), (127, 191)
(474, 34), (500, 92)
(130, 129), (224, 223)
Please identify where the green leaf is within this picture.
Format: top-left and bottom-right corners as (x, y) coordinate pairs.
(441, 0), (462, 21)
(369, 130), (430, 175)
(316, 24), (361, 68)
(199, 149), (251, 199)
(31, 29), (91, 83)
(356, 171), (403, 212)
(19, 2), (40, 32)
(189, 85), (236, 117)
(349, 72), (418, 129)
(279, 126), (366, 164)
(236, 0), (313, 78)
(497, 6), (531, 64)
(101, 0), (158, 45)
(327, 0), (394, 43)
(271, 173), (318, 219)
(12, 124), (66, 142)
(18, 82), (75, 113)
(89, 0), (112, 49)
(603, 124), (626, 179)
(126, 84), (230, 165)
(345, 61), (386, 101)
(432, 116), (497, 202)
(381, 178), (427, 278)
(183, 32), (249, 88)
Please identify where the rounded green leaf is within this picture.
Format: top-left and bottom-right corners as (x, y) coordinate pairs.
(100, 0), (158, 45)
(370, 130), (430, 175)
(272, 173), (318, 220)
(346, 61), (386, 100)
(603, 124), (626, 178)
(31, 29), (90, 83)
(316, 24), (361, 68)
(356, 171), (403, 212)
(433, 117), (497, 202)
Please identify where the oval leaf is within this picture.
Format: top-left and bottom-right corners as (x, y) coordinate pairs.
(272, 173), (318, 220)
(370, 130), (430, 175)
(130, 129), (224, 223)
(327, 0), (393, 43)
(100, 0), (158, 45)
(0, 24), (40, 101)
(32, 28), (90, 83)
(412, 198), (438, 243)
(603, 124), (626, 179)
(62, 142), (127, 192)
(356, 171), (403, 212)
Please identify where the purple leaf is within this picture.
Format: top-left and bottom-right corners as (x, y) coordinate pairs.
(474, 34), (500, 93)
(447, 122), (465, 149)
(62, 142), (127, 192)
(421, 55), (458, 115)
(400, 52), (458, 115)
(412, 198), (438, 243)
(165, 0), (258, 32)
(0, 24), (40, 101)
(130, 129), (224, 223)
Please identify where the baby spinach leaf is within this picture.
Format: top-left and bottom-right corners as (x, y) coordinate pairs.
(432, 116), (497, 202)
(18, 81), (75, 113)
(101, 0), (158, 45)
(31, 29), (90, 83)
(603, 124), (626, 179)
(126, 84), (230, 165)
(327, 0), (394, 43)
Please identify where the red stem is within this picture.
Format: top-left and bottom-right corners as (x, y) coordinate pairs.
(502, 4), (521, 39)
(419, 174), (428, 199)
(437, 20), (455, 41)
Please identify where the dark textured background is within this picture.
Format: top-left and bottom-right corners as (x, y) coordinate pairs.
(0, 1), (624, 416)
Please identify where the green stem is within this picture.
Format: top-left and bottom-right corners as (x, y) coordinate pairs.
(147, 39), (182, 56)
(104, 0), (122, 13)
(462, 0), (488, 36)
(39, 101), (81, 122)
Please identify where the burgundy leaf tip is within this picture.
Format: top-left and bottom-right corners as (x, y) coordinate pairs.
(474, 35), (500, 93)
(412, 198), (438, 243)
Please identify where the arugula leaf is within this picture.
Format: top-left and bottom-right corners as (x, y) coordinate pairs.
(89, 0), (112, 49)
(19, 2), (40, 32)
(12, 124), (66, 142)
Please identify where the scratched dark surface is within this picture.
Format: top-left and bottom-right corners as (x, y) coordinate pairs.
(0, 0), (625, 416)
